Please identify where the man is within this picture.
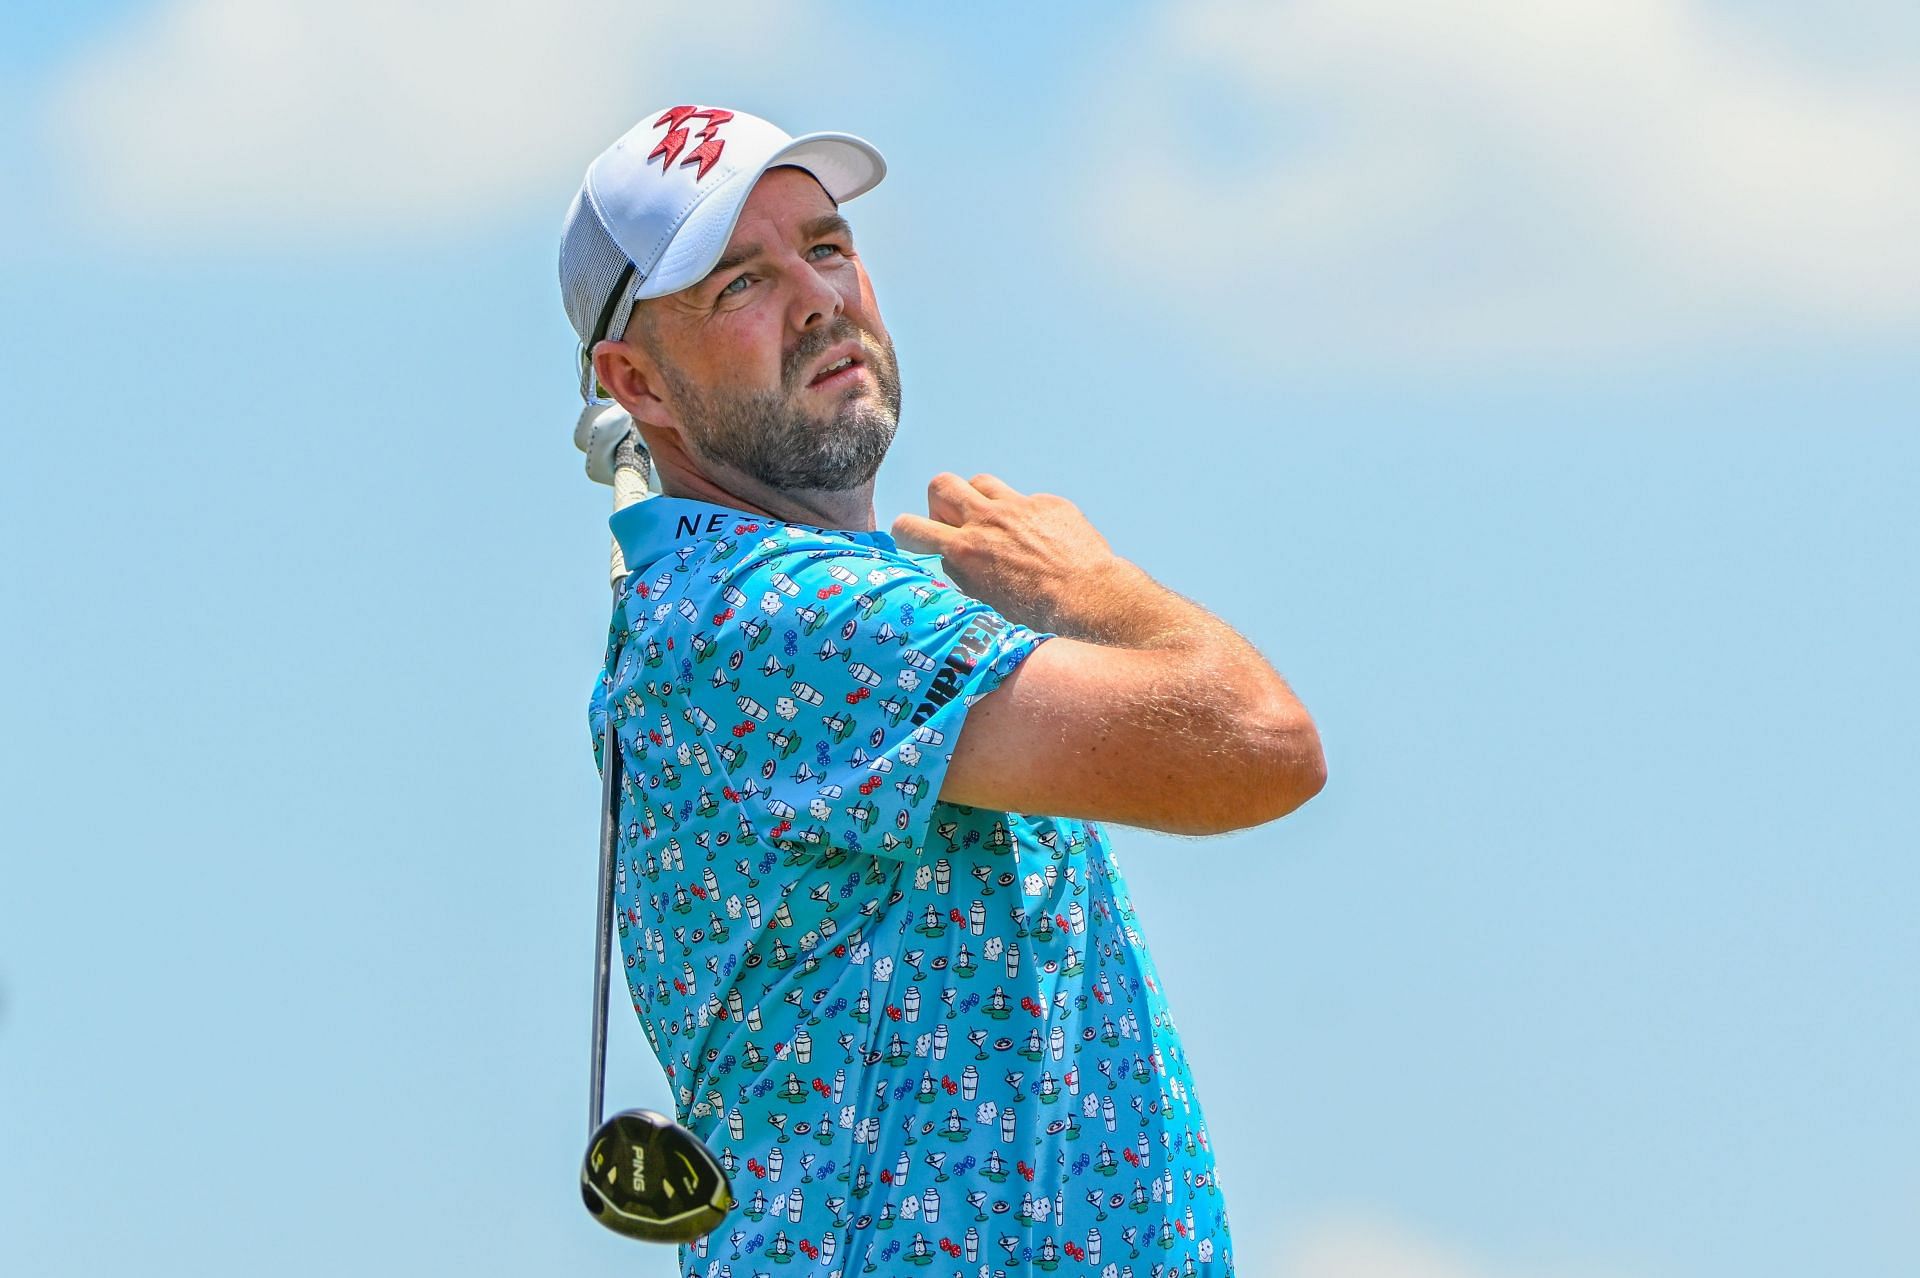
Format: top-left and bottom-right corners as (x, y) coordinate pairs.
(562, 105), (1324, 1277)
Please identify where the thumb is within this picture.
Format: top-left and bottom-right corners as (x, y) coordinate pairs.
(891, 512), (954, 556)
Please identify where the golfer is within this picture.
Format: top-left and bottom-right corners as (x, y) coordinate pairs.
(564, 104), (1324, 1276)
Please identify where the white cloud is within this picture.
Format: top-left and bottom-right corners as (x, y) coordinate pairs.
(1270, 1210), (1634, 1278)
(1072, 0), (1920, 366)
(40, 0), (898, 243)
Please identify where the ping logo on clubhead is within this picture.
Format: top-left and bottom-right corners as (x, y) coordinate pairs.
(629, 1145), (647, 1192)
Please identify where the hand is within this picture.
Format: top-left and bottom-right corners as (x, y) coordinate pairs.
(891, 474), (1122, 630)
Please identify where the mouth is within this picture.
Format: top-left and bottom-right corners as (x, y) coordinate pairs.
(805, 343), (868, 391)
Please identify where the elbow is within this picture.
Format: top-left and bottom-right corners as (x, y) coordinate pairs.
(1283, 728), (1329, 813)
(1154, 710), (1324, 837)
(1237, 711), (1326, 829)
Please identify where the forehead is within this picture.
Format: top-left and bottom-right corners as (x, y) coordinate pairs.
(726, 166), (841, 244)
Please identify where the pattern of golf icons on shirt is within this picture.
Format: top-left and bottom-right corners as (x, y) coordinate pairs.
(590, 497), (1235, 1278)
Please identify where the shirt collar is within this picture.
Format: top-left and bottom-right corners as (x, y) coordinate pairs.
(611, 495), (899, 569)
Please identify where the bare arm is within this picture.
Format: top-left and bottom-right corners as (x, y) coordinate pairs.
(892, 474), (1326, 835)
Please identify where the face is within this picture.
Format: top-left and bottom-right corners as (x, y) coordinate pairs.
(624, 166), (902, 494)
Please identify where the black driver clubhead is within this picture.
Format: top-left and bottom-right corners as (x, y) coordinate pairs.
(581, 1108), (734, 1244)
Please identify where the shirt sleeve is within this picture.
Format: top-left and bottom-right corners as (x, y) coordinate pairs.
(713, 545), (1049, 862)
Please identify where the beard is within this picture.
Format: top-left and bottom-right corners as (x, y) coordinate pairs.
(660, 317), (903, 493)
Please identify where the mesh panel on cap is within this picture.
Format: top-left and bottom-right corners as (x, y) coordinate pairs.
(558, 186), (636, 345)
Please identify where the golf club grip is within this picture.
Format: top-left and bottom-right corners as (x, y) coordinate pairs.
(592, 435), (654, 1135)
(608, 440), (652, 587)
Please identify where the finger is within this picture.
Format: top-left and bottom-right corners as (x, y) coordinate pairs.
(926, 471), (988, 525)
(891, 512), (956, 556)
(967, 473), (1022, 500)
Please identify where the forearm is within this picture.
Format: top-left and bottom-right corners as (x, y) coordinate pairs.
(1027, 557), (1326, 821)
(1024, 557), (1281, 698)
(1025, 556), (1226, 644)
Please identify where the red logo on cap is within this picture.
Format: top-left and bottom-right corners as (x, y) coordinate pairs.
(649, 106), (734, 181)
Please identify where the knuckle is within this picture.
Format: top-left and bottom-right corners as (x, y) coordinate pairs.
(948, 532), (988, 568)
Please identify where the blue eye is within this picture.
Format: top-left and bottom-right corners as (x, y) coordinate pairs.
(719, 274), (751, 299)
(808, 243), (841, 261)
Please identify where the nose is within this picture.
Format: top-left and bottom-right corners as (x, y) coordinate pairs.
(791, 256), (845, 332)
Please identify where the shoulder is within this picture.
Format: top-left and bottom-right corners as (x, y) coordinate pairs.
(719, 530), (960, 612)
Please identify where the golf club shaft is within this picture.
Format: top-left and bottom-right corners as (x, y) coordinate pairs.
(591, 433), (654, 1135)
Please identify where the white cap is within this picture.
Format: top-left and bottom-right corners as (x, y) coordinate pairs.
(559, 105), (886, 385)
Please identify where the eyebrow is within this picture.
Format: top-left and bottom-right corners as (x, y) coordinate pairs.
(800, 213), (852, 244)
(703, 213), (855, 284)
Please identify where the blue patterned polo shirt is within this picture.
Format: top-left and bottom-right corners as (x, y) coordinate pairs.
(588, 497), (1235, 1277)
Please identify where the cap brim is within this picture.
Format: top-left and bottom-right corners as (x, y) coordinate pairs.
(634, 132), (887, 301)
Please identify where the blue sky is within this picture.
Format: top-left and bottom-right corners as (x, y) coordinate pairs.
(2, 3), (1916, 1277)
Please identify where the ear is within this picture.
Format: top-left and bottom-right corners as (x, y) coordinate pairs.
(592, 337), (675, 434)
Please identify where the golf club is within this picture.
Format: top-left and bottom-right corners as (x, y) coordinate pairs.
(579, 421), (734, 1244)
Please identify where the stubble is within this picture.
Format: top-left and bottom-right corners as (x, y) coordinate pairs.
(660, 317), (903, 493)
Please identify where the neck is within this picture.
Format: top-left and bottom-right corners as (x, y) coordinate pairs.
(658, 462), (877, 532)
